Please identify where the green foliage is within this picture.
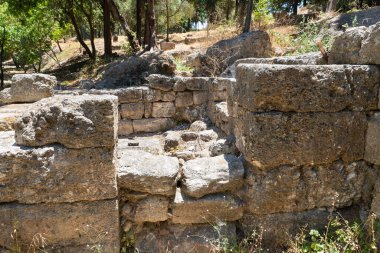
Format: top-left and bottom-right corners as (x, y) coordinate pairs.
(254, 0), (274, 29)
(173, 57), (193, 72)
(287, 215), (378, 253)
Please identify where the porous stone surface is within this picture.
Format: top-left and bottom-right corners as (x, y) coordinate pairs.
(236, 64), (380, 112)
(0, 200), (120, 252)
(365, 113), (380, 165)
(172, 189), (244, 224)
(209, 136), (236, 157)
(0, 104), (27, 131)
(243, 161), (376, 215)
(133, 222), (236, 253)
(133, 118), (175, 133)
(118, 119), (134, 136)
(152, 102), (176, 117)
(147, 74), (176, 91)
(189, 120), (208, 132)
(175, 92), (194, 107)
(329, 22), (380, 64)
(118, 137), (163, 155)
(164, 131), (181, 151)
(118, 150), (179, 196)
(235, 111), (366, 168)
(14, 95), (118, 149)
(193, 91), (208, 105)
(124, 195), (169, 223)
(120, 103), (144, 119)
(182, 155), (244, 198)
(1, 74), (57, 104)
(0, 133), (117, 203)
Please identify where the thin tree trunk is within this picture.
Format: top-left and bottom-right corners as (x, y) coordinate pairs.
(226, 0), (231, 20)
(292, 0), (299, 15)
(88, 15), (97, 58)
(325, 0), (338, 12)
(166, 0), (170, 42)
(103, 0), (112, 56)
(67, 10), (94, 58)
(144, 4), (149, 47)
(243, 0), (253, 33)
(56, 40), (62, 52)
(147, 0), (157, 50)
(136, 0), (143, 45)
(107, 0), (139, 51)
(0, 27), (5, 90)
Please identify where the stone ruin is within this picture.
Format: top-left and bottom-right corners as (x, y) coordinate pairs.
(0, 22), (380, 252)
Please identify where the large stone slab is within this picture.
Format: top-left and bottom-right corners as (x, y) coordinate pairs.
(365, 113), (380, 165)
(122, 195), (169, 223)
(132, 118), (175, 133)
(182, 155), (244, 198)
(235, 111), (366, 168)
(118, 150), (179, 196)
(2, 74), (57, 104)
(243, 161), (376, 215)
(172, 189), (244, 224)
(0, 131), (117, 204)
(0, 200), (119, 252)
(14, 95), (118, 149)
(236, 64), (380, 112)
(329, 22), (380, 65)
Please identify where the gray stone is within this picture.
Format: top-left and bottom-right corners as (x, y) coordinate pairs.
(235, 111), (366, 168)
(189, 120), (208, 132)
(147, 74), (175, 91)
(182, 155), (244, 198)
(175, 92), (194, 107)
(210, 90), (227, 102)
(152, 102), (176, 118)
(173, 78), (187, 92)
(162, 91), (176, 102)
(124, 195), (169, 223)
(0, 200), (119, 252)
(144, 102), (153, 118)
(164, 131), (181, 151)
(14, 95), (118, 149)
(118, 137), (163, 155)
(181, 131), (198, 141)
(0, 88), (12, 104)
(329, 22), (380, 64)
(371, 180), (380, 216)
(193, 91), (209, 105)
(199, 129), (218, 142)
(118, 150), (179, 196)
(172, 189), (244, 224)
(365, 113), (380, 165)
(143, 88), (162, 102)
(209, 136), (236, 157)
(120, 103), (145, 119)
(115, 87), (144, 103)
(0, 131), (117, 204)
(243, 161), (376, 215)
(175, 106), (206, 122)
(184, 77), (210, 91)
(133, 118), (176, 133)
(119, 119), (134, 136)
(0, 104), (26, 131)
(236, 64), (380, 112)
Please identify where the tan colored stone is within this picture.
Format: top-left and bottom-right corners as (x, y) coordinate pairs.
(147, 75), (175, 91)
(152, 102), (176, 118)
(119, 119), (134, 135)
(120, 103), (144, 119)
(144, 102), (153, 118)
(210, 90), (227, 102)
(133, 196), (169, 223)
(143, 88), (162, 102)
(365, 113), (380, 165)
(0, 200), (119, 252)
(162, 91), (176, 102)
(235, 111), (366, 168)
(14, 95), (118, 149)
(244, 161), (375, 215)
(172, 188), (244, 224)
(236, 64), (380, 112)
(133, 118), (175, 133)
(160, 41), (176, 51)
(175, 92), (193, 107)
(183, 77), (210, 91)
(114, 87), (144, 103)
(193, 91), (208, 105)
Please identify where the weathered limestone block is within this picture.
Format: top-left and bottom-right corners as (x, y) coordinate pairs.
(142, 87), (162, 102)
(123, 196), (169, 223)
(147, 74), (175, 91)
(120, 102), (144, 119)
(118, 137), (163, 155)
(182, 155), (244, 198)
(210, 78), (233, 91)
(199, 129), (218, 142)
(152, 102), (176, 118)
(132, 118), (175, 133)
(183, 77), (210, 91)
(164, 131), (181, 151)
(175, 106), (206, 122)
(209, 136), (236, 157)
(14, 95), (118, 149)
(235, 111), (366, 168)
(173, 77), (187, 92)
(180, 131), (198, 141)
(118, 119), (134, 135)
(118, 150), (179, 196)
(0, 104), (26, 131)
(210, 90), (227, 102)
(0, 200), (119, 252)
(243, 161), (375, 215)
(161, 91), (176, 101)
(236, 64), (380, 112)
(144, 102), (153, 118)
(172, 188), (244, 224)
(175, 92), (194, 108)
(0, 88), (12, 104)
(193, 91), (208, 105)
(9, 74), (57, 103)
(329, 22), (380, 64)
(0, 131), (117, 204)
(365, 113), (380, 165)
(189, 120), (207, 132)
(134, 222), (236, 253)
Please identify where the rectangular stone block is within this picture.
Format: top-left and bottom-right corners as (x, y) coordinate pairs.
(132, 118), (175, 133)
(183, 77), (210, 91)
(152, 102), (176, 118)
(115, 87), (143, 103)
(0, 132), (117, 204)
(161, 91), (176, 102)
(142, 87), (162, 102)
(236, 64), (380, 112)
(175, 92), (193, 108)
(118, 119), (134, 136)
(172, 189), (244, 224)
(193, 91), (208, 105)
(120, 102), (144, 119)
(365, 113), (380, 165)
(235, 111), (366, 168)
(14, 95), (118, 149)
(0, 200), (119, 252)
(243, 161), (375, 215)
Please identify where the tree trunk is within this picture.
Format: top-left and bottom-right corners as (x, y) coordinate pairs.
(166, 0), (170, 42)
(56, 40), (63, 52)
(243, 0), (253, 33)
(67, 10), (94, 58)
(292, 0), (299, 15)
(107, 0), (139, 51)
(136, 0), (143, 45)
(237, 0), (246, 27)
(103, 0), (112, 56)
(325, 0), (338, 12)
(88, 15), (97, 58)
(146, 0), (157, 50)
(226, 0), (231, 20)
(303, 0), (307, 6)
(0, 27), (5, 91)
(144, 4), (149, 47)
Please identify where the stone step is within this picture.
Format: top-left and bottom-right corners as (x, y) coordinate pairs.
(0, 103), (29, 131)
